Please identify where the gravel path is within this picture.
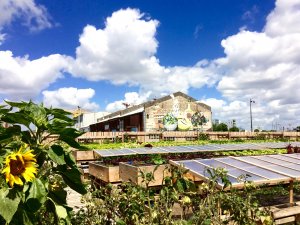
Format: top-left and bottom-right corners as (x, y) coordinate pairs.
(66, 187), (86, 211)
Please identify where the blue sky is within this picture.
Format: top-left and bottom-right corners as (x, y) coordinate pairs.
(0, 0), (299, 130)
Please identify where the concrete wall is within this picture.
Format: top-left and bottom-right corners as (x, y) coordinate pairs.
(144, 95), (212, 132)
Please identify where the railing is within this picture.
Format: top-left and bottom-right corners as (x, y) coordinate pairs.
(75, 131), (300, 143)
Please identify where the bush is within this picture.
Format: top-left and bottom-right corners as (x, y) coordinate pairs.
(198, 132), (209, 141)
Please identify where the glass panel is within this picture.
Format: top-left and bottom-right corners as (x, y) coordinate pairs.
(197, 159), (265, 181)
(270, 155), (300, 164)
(218, 158), (288, 179)
(241, 156), (300, 177)
(256, 156), (300, 171)
(180, 161), (239, 185)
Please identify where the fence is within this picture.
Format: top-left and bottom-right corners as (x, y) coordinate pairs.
(76, 131), (300, 143)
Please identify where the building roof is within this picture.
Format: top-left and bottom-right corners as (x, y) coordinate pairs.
(97, 91), (211, 122)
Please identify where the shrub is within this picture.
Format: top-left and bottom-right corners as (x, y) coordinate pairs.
(198, 132), (209, 141)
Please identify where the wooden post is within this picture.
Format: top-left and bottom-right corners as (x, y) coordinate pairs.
(289, 180), (294, 205)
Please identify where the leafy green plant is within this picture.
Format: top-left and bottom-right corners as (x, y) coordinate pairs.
(0, 101), (87, 224)
(198, 132), (209, 141)
(72, 166), (273, 225)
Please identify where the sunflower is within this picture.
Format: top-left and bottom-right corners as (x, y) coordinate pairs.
(2, 145), (38, 187)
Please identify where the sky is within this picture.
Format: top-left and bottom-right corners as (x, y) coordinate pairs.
(0, 0), (300, 131)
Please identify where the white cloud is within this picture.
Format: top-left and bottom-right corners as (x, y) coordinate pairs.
(0, 0), (52, 30)
(43, 87), (99, 111)
(69, 8), (219, 98)
(105, 91), (151, 112)
(0, 51), (70, 100)
(1, 1), (300, 131)
(211, 0), (300, 129)
(0, 0), (52, 44)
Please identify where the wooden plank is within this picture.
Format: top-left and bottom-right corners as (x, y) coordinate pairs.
(275, 216), (295, 224)
(73, 150), (94, 161)
(289, 180), (294, 204)
(272, 205), (300, 219)
(89, 162), (120, 183)
(119, 162), (170, 187)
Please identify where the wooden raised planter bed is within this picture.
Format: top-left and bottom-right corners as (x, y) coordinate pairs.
(73, 150), (95, 161)
(89, 162), (120, 183)
(119, 162), (171, 187)
(72, 150), (95, 180)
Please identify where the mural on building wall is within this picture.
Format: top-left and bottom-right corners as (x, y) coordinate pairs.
(161, 100), (210, 131)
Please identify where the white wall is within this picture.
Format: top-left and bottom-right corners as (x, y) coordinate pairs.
(74, 112), (109, 131)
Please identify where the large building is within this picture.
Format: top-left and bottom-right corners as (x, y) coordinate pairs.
(90, 92), (212, 132)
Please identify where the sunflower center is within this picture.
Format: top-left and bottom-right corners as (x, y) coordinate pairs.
(9, 155), (25, 175)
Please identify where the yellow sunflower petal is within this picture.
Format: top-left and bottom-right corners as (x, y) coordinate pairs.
(7, 174), (15, 187)
(22, 172), (35, 182)
(2, 166), (10, 174)
(14, 175), (23, 186)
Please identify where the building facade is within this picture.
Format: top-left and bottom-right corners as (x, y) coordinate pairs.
(90, 92), (212, 132)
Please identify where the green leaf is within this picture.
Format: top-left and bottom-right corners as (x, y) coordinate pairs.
(55, 205), (68, 219)
(0, 189), (21, 223)
(0, 125), (21, 144)
(48, 145), (66, 165)
(2, 112), (31, 127)
(26, 178), (47, 212)
(64, 151), (76, 167)
(4, 100), (29, 109)
(47, 198), (71, 224)
(48, 189), (67, 205)
(60, 167), (87, 195)
(59, 135), (82, 149)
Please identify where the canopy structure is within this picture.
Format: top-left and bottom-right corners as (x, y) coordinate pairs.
(93, 142), (299, 158)
(170, 153), (300, 204)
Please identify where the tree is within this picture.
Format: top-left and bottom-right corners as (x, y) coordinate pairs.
(229, 126), (239, 132)
(214, 123), (228, 131)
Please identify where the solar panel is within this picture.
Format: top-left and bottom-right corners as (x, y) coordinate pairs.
(93, 141), (291, 158)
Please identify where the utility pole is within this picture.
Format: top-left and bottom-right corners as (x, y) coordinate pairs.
(250, 99), (255, 132)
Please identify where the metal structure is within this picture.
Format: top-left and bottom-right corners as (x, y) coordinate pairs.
(250, 99), (255, 132)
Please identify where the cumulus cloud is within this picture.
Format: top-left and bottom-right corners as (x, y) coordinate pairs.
(2, 1), (300, 130)
(105, 92), (151, 112)
(75, 3), (300, 130)
(0, 51), (70, 100)
(69, 8), (219, 98)
(0, 0), (53, 44)
(43, 87), (99, 111)
(213, 0), (300, 129)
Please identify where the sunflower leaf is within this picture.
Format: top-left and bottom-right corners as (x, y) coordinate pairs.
(60, 167), (87, 195)
(48, 145), (66, 165)
(26, 178), (47, 212)
(0, 189), (21, 223)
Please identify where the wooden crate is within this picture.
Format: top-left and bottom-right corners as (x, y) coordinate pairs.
(89, 162), (120, 183)
(73, 150), (94, 161)
(119, 162), (171, 187)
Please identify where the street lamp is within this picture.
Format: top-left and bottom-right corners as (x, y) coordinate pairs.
(250, 99), (255, 132)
